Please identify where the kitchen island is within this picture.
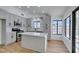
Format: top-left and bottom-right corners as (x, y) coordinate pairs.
(19, 32), (48, 53)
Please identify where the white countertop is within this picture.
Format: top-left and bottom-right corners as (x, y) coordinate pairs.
(19, 32), (48, 37)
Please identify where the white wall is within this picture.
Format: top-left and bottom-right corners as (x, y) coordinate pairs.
(0, 9), (7, 44)
(62, 6), (77, 52)
(1, 19), (6, 44)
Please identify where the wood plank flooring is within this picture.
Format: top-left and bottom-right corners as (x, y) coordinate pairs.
(0, 40), (69, 53)
(47, 40), (69, 53)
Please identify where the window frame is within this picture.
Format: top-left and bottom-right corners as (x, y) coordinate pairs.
(32, 20), (41, 29)
(65, 15), (71, 40)
(52, 20), (62, 35)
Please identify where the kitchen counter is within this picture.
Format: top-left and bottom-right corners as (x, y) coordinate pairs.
(19, 32), (48, 53)
(19, 32), (48, 37)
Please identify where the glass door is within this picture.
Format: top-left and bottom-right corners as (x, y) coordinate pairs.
(75, 10), (79, 53)
(72, 7), (79, 53)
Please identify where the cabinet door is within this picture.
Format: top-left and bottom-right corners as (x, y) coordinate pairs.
(6, 32), (16, 45)
(11, 32), (16, 43)
(6, 32), (12, 45)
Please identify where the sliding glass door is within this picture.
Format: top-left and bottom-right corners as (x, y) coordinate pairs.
(72, 7), (79, 53)
(75, 10), (79, 53)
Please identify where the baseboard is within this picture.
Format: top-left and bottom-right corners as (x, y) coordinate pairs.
(5, 41), (16, 46)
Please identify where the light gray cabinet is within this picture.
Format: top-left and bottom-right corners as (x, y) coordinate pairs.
(6, 32), (16, 45)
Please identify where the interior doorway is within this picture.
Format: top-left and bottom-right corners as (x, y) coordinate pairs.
(0, 19), (6, 45)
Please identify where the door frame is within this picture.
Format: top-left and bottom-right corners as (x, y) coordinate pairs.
(72, 7), (79, 53)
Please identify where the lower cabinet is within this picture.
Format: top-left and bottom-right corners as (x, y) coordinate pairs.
(6, 32), (16, 45)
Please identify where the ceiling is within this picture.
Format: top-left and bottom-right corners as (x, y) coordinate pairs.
(0, 6), (72, 18)
(16, 6), (71, 17)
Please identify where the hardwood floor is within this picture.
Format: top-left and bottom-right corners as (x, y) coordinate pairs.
(47, 40), (69, 53)
(0, 40), (69, 53)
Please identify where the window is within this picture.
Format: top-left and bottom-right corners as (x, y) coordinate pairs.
(58, 21), (62, 34)
(52, 20), (62, 35)
(65, 16), (71, 39)
(32, 18), (41, 29)
(32, 21), (40, 29)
